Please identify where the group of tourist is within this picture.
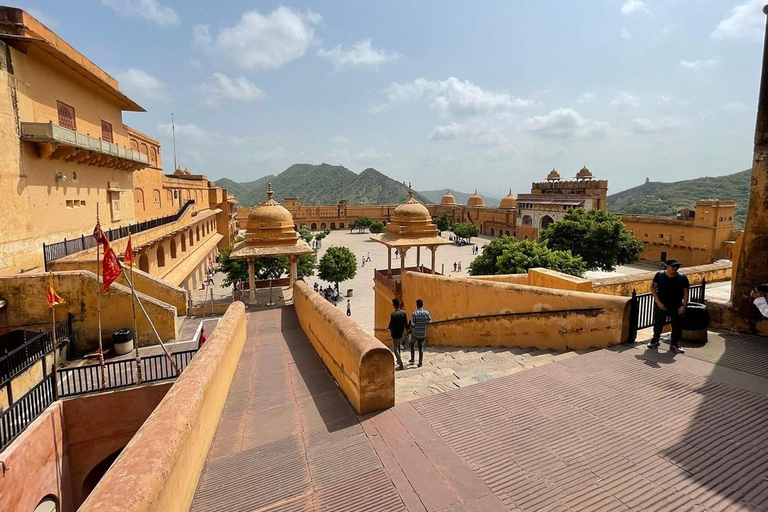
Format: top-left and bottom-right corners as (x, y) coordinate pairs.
(387, 298), (432, 370)
(452, 261), (462, 272)
(313, 281), (353, 316)
(361, 253), (371, 267)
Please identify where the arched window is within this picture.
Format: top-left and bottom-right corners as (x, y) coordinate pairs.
(152, 189), (161, 209)
(130, 139), (139, 151)
(140, 142), (148, 155)
(506, 230), (510, 236)
(170, 239), (177, 259)
(139, 253), (149, 273)
(321, 222), (326, 230)
(181, 234), (187, 252)
(135, 189), (145, 211)
(311, 223), (317, 230)
(157, 245), (166, 267)
(540, 215), (554, 229)
(522, 215), (532, 226)
(189, 230), (194, 246)
(330, 222), (336, 230)
(339, 222), (345, 229)
(490, 228), (495, 236)
(149, 147), (157, 167)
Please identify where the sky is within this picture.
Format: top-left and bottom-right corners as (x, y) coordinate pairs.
(13, 0), (768, 196)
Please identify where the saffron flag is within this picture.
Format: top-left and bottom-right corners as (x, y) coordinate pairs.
(46, 276), (64, 308)
(102, 242), (123, 292)
(198, 326), (207, 349)
(124, 235), (136, 267)
(92, 221), (108, 247)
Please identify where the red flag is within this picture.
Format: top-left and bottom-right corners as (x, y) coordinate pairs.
(46, 276), (64, 308)
(102, 242), (122, 292)
(198, 326), (207, 349)
(93, 221), (108, 247)
(124, 235), (136, 267)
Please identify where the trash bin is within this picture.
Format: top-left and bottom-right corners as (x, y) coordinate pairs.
(682, 302), (709, 344)
(112, 328), (134, 355)
(347, 289), (353, 297)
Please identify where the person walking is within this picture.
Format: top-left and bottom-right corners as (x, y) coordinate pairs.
(387, 298), (408, 370)
(408, 299), (432, 367)
(648, 259), (690, 354)
(346, 299), (352, 316)
(457, 261), (462, 272)
(453, 262), (457, 272)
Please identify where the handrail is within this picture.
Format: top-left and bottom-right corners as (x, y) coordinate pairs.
(430, 306), (605, 325)
(43, 199), (195, 270)
(0, 374), (55, 452)
(0, 317), (71, 387)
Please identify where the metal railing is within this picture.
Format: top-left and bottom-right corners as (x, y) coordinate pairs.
(43, 199), (195, 270)
(58, 348), (197, 398)
(627, 280), (705, 342)
(0, 374), (55, 452)
(0, 317), (71, 387)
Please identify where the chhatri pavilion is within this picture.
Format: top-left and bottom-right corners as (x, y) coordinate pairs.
(230, 183), (313, 304)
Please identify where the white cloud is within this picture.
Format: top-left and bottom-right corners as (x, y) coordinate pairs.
(115, 68), (169, 102)
(523, 108), (610, 139)
(712, 0), (765, 42)
(194, 7), (321, 70)
(318, 39), (398, 70)
(631, 116), (688, 133)
(196, 73), (268, 106)
(376, 77), (533, 116)
(101, 0), (180, 26)
(577, 92), (596, 104)
(620, 27), (631, 39)
(622, 0), (649, 15)
(609, 92), (640, 108)
(430, 122), (470, 140)
(680, 59), (719, 69)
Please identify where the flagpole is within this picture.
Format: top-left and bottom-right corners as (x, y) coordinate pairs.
(129, 239), (142, 385)
(96, 205), (106, 390)
(122, 271), (180, 375)
(50, 279), (59, 400)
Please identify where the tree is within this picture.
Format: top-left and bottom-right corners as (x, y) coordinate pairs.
(298, 225), (313, 243)
(216, 246), (248, 288)
(433, 211), (451, 232)
(295, 253), (316, 277)
(318, 246), (357, 286)
(453, 222), (480, 242)
(352, 216), (373, 233)
(369, 221), (385, 234)
(468, 236), (586, 277)
(539, 208), (645, 271)
(254, 257), (287, 280)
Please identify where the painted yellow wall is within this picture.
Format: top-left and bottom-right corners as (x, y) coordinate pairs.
(399, 271), (631, 351)
(294, 280), (394, 414)
(80, 302), (247, 512)
(591, 262), (732, 296)
(0, 271), (177, 353)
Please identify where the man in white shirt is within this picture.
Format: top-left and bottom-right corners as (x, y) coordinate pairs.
(750, 285), (768, 318)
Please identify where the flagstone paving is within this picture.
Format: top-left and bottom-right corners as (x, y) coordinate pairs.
(191, 306), (768, 511)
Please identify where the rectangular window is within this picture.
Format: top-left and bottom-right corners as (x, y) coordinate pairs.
(57, 101), (76, 130)
(659, 233), (664, 239)
(66, 200), (74, 208)
(680, 235), (686, 241)
(101, 120), (113, 142)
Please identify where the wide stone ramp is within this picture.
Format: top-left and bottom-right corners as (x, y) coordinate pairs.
(190, 307), (405, 512)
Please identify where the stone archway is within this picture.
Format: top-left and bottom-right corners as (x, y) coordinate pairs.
(311, 223), (317, 230)
(490, 228), (495, 236)
(339, 222), (345, 229)
(81, 448), (123, 503)
(522, 215), (532, 226)
(138, 253), (149, 273)
(170, 239), (177, 259)
(157, 245), (166, 267)
(541, 215), (554, 229)
(321, 222), (327, 230)
(506, 230), (510, 236)
(330, 222), (336, 230)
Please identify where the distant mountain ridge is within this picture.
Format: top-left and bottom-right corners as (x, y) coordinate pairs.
(418, 189), (501, 207)
(216, 163), (431, 207)
(607, 169), (750, 229)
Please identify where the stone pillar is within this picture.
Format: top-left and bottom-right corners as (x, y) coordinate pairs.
(416, 246), (421, 267)
(430, 246), (437, 274)
(289, 256), (298, 287)
(387, 247), (392, 278)
(734, 7), (768, 315)
(248, 258), (256, 304)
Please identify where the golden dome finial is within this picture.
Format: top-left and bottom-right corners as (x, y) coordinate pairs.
(267, 182), (274, 201)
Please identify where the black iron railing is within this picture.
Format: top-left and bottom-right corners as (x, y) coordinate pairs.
(58, 348), (197, 397)
(0, 374), (55, 452)
(43, 199), (195, 270)
(0, 317), (71, 387)
(627, 280), (705, 342)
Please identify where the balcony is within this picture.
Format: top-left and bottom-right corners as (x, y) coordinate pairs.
(21, 122), (149, 171)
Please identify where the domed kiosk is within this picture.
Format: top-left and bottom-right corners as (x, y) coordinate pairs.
(440, 190), (457, 206)
(230, 183), (313, 304)
(467, 190), (485, 208)
(500, 189), (517, 210)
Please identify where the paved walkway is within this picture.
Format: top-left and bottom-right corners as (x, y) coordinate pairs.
(191, 306), (768, 511)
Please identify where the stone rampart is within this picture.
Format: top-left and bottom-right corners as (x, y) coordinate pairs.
(79, 301), (247, 512)
(402, 271), (631, 351)
(294, 280), (394, 414)
(591, 262), (731, 296)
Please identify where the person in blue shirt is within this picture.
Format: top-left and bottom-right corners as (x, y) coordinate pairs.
(409, 299), (432, 367)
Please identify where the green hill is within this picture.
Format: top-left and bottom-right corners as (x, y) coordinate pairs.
(418, 189), (501, 207)
(607, 170), (751, 229)
(216, 163), (430, 206)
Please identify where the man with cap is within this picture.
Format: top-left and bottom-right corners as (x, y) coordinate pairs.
(648, 258), (690, 353)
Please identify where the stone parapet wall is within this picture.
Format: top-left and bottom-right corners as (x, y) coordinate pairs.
(80, 301), (247, 512)
(592, 262), (732, 296)
(294, 280), (394, 414)
(401, 272), (631, 351)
